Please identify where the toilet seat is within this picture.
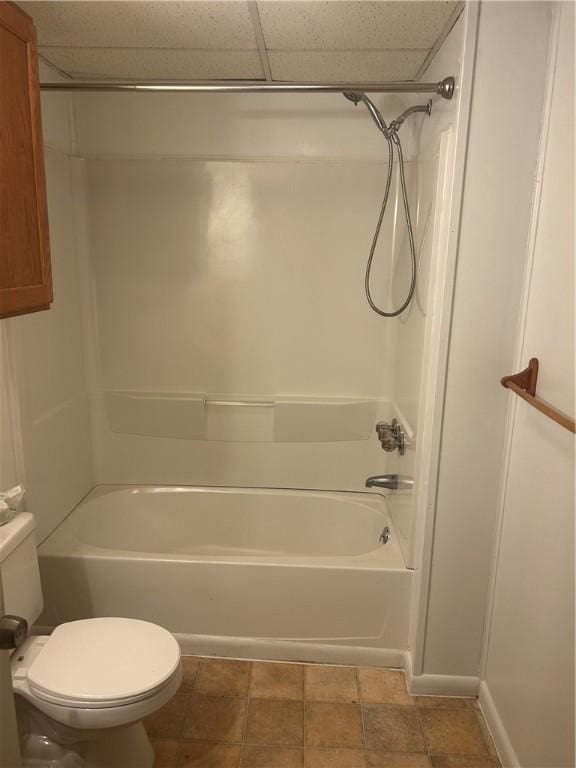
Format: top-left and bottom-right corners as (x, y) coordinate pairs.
(12, 620), (182, 731)
(26, 617), (181, 708)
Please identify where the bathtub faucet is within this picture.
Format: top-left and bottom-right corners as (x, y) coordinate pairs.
(365, 474), (414, 491)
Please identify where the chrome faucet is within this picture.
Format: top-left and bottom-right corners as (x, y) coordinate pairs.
(375, 420), (406, 455)
(365, 474), (414, 491)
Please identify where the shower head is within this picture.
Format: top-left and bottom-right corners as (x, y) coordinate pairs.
(343, 92), (432, 138)
(343, 91), (363, 105)
(342, 92), (387, 134)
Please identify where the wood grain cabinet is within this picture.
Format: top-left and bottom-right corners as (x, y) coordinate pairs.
(0, 1), (52, 318)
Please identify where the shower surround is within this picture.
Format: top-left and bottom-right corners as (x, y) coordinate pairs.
(18, 9), (470, 670)
(32, 66), (458, 664)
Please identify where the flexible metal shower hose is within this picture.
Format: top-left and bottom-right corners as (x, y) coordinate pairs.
(365, 131), (417, 317)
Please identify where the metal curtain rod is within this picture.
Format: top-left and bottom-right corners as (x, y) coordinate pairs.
(40, 75), (455, 99)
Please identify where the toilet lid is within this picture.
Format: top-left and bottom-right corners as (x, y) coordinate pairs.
(27, 618), (181, 708)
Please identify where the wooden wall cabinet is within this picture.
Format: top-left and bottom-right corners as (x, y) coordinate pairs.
(0, 1), (52, 319)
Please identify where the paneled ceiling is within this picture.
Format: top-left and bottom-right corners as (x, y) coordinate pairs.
(18, 1), (463, 82)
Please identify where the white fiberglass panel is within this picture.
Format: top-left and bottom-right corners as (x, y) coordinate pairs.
(86, 159), (396, 398)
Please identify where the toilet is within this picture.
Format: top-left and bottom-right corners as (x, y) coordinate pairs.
(0, 513), (182, 767)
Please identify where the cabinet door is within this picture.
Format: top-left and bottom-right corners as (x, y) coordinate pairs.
(0, 1), (52, 318)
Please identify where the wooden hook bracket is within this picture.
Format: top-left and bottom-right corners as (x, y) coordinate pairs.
(501, 358), (539, 397)
(501, 357), (575, 434)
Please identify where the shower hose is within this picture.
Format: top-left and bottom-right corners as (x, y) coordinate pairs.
(366, 129), (417, 318)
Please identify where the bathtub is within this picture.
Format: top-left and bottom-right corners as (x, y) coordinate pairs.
(38, 486), (412, 666)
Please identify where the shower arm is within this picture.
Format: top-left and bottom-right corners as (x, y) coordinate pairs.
(389, 102), (433, 131)
(343, 92), (432, 138)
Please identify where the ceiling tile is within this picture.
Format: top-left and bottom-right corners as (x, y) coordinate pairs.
(268, 50), (427, 83)
(20, 1), (257, 49)
(258, 1), (458, 50)
(39, 48), (264, 81)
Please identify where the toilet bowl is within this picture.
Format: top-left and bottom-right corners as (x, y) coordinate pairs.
(11, 617), (182, 768)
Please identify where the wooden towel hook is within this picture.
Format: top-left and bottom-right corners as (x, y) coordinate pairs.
(501, 358), (539, 397)
(501, 358), (575, 434)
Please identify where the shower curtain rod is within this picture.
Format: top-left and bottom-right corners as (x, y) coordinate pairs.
(40, 75), (455, 99)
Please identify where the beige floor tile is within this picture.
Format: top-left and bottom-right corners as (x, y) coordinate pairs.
(305, 747), (367, 767)
(245, 699), (304, 747)
(183, 694), (247, 743)
(195, 659), (252, 697)
(430, 758), (499, 768)
(145, 694), (189, 739)
(242, 745), (305, 767)
(151, 739), (180, 767)
(416, 696), (476, 710)
(420, 710), (489, 757)
(366, 754), (431, 767)
(362, 705), (426, 753)
(179, 657), (202, 692)
(252, 662), (304, 700)
(305, 702), (364, 748)
(178, 741), (241, 768)
(358, 669), (413, 706)
(305, 666), (359, 703)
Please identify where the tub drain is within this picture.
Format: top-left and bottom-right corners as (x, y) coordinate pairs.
(379, 526), (390, 544)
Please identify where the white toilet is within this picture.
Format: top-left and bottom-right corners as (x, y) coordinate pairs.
(0, 513), (182, 767)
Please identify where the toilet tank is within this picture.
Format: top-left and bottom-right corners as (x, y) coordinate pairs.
(0, 513), (43, 627)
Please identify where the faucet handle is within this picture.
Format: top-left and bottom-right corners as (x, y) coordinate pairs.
(375, 420), (405, 455)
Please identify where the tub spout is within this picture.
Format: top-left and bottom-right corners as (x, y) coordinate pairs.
(365, 474), (414, 491)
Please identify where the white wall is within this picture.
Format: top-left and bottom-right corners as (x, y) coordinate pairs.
(71, 90), (427, 491)
(8, 63), (94, 544)
(480, 4), (574, 765)
(0, 576), (21, 768)
(0, 330), (23, 767)
(421, 1), (554, 678)
(0, 328), (21, 495)
(0, 62), (75, 768)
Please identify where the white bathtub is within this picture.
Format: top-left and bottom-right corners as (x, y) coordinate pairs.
(38, 486), (412, 666)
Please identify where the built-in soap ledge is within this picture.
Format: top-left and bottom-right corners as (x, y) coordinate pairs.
(206, 395), (274, 442)
(103, 391), (379, 442)
(273, 397), (377, 442)
(103, 391), (206, 440)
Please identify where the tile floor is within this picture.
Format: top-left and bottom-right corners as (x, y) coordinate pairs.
(145, 657), (501, 768)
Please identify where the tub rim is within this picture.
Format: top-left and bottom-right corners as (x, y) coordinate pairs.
(39, 483), (407, 571)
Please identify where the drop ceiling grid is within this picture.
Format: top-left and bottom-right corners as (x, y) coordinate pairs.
(18, 1), (259, 49)
(267, 50), (429, 83)
(248, 2), (273, 82)
(19, 0), (461, 82)
(40, 48), (266, 82)
(256, 1), (458, 51)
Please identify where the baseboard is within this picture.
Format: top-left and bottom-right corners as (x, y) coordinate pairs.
(478, 681), (519, 767)
(404, 651), (480, 697)
(175, 634), (406, 668)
